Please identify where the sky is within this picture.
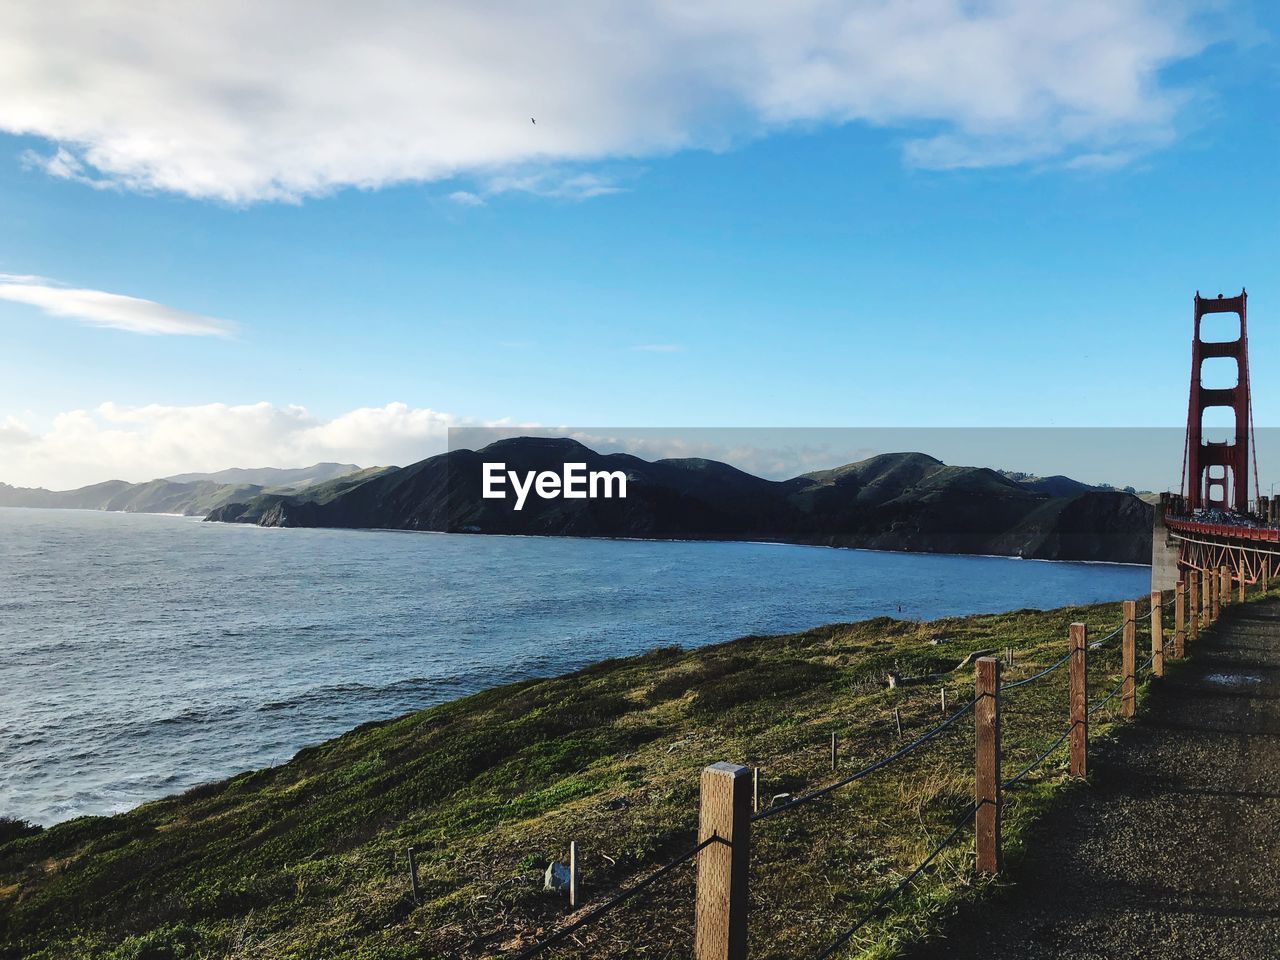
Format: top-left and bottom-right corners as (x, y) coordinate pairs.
(0, 1), (1276, 489)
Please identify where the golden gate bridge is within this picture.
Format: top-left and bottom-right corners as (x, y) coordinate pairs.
(1154, 289), (1276, 600)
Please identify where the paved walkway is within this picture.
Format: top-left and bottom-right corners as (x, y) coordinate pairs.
(906, 597), (1280, 960)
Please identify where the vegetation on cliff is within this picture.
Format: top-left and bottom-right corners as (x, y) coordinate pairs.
(1, 598), (1164, 959)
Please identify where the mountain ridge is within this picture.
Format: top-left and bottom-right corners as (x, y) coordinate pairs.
(206, 438), (1153, 563)
(0, 463), (374, 517)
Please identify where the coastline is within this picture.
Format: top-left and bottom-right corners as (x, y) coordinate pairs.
(2, 596), (1157, 958)
(0, 504), (1152, 567)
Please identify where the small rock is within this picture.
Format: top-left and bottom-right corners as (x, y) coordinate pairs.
(603, 796), (629, 811)
(770, 793), (793, 807)
(544, 861), (571, 894)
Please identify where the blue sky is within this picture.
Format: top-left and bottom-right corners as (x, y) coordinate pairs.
(0, 1), (1275, 487)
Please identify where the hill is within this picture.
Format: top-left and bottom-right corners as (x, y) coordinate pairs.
(0, 463), (372, 517)
(163, 463), (362, 487)
(207, 439), (1152, 564)
(0, 599), (1147, 959)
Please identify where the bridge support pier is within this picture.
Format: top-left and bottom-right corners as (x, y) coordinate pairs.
(1151, 503), (1180, 592)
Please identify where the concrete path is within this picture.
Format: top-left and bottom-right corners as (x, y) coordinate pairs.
(906, 597), (1280, 960)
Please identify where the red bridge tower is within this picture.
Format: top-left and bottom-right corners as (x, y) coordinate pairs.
(1185, 290), (1252, 512)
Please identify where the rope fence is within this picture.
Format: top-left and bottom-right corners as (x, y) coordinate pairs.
(505, 562), (1265, 959)
(753, 697), (976, 823)
(811, 800), (978, 960)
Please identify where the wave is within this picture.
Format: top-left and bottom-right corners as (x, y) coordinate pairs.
(257, 675), (464, 713)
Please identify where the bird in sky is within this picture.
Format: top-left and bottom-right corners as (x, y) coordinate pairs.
(530, 117), (536, 125)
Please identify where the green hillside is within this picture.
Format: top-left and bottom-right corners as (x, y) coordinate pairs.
(0, 599), (1163, 959)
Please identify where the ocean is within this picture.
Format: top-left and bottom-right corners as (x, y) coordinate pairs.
(0, 507), (1149, 825)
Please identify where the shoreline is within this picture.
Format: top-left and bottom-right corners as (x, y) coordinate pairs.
(1, 504), (1152, 567)
(1, 596), (1156, 958)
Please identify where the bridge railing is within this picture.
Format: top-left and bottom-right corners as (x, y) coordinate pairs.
(504, 565), (1273, 958)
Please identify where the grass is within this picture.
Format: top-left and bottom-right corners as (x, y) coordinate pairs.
(0, 596), (1180, 959)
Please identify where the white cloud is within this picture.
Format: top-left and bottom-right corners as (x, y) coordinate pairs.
(0, 401), (516, 489)
(0, 275), (234, 336)
(0, 1), (1209, 203)
(447, 190), (485, 207)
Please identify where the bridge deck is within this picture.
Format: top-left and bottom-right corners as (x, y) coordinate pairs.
(906, 597), (1280, 960)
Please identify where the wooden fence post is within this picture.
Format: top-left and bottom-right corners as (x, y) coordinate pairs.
(1151, 590), (1163, 678)
(974, 657), (1002, 874)
(1189, 571), (1200, 643)
(695, 763), (750, 960)
(752, 767), (759, 814)
(1174, 579), (1185, 659)
(1201, 568), (1210, 627)
(1122, 599), (1136, 718)
(1069, 623), (1087, 777)
(1239, 562), (1246, 603)
(830, 731), (837, 771)
(1209, 568), (1219, 622)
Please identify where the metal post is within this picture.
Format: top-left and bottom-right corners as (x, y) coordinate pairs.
(569, 840), (578, 908)
(830, 731), (837, 771)
(694, 763), (750, 960)
(1122, 599), (1137, 718)
(975, 657), (1002, 874)
(1069, 623), (1088, 777)
(407, 846), (421, 904)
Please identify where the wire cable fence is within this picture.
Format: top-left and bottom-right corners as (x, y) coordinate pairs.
(753, 697), (976, 823)
(499, 584), (1236, 959)
(1001, 649), (1072, 691)
(1002, 724), (1073, 790)
(809, 800), (978, 960)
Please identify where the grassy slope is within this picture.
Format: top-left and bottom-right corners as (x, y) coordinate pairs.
(0, 600), (1163, 960)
